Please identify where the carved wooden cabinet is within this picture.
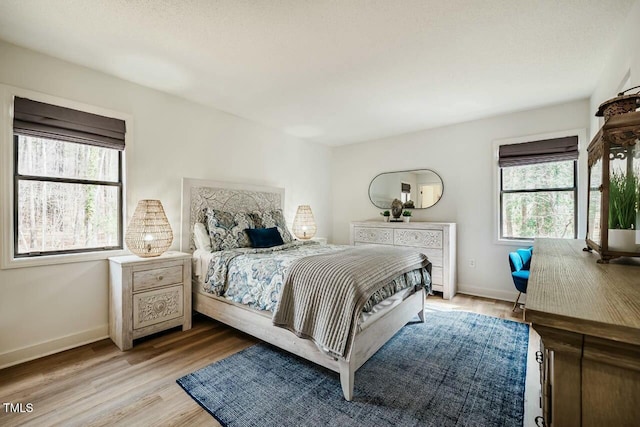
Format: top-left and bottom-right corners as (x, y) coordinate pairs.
(350, 221), (456, 299)
(109, 252), (192, 350)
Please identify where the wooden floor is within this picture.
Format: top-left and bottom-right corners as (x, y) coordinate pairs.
(0, 293), (525, 426)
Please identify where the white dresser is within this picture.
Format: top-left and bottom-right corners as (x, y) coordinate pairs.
(350, 221), (457, 299)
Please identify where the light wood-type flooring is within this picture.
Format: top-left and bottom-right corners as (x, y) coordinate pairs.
(0, 294), (527, 426)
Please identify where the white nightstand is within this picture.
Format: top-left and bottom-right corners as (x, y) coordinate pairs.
(311, 237), (327, 245)
(108, 251), (192, 350)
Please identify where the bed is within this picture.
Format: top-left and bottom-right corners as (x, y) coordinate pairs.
(180, 178), (431, 401)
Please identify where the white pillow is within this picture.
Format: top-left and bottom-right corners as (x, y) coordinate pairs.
(193, 222), (212, 251)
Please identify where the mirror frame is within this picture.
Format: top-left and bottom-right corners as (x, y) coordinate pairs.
(368, 168), (444, 210)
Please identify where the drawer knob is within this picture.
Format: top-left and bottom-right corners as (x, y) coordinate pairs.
(157, 275), (164, 281)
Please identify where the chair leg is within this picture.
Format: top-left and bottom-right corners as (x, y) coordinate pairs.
(512, 292), (521, 312)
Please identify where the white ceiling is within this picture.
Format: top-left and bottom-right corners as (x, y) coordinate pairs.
(0, 0), (635, 145)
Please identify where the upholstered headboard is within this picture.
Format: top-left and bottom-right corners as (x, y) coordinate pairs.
(180, 178), (285, 252)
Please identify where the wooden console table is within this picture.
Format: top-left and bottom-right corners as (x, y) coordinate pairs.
(525, 239), (640, 427)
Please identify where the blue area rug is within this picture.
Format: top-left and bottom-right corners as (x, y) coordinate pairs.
(177, 311), (529, 427)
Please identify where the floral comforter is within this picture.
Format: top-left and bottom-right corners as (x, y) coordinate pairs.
(203, 241), (431, 313)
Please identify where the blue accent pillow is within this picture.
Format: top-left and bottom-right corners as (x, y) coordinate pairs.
(248, 210), (293, 243)
(245, 227), (284, 248)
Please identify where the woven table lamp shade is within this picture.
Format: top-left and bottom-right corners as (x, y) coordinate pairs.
(292, 205), (317, 240)
(125, 200), (173, 257)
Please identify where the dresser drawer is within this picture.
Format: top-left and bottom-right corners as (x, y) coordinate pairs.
(430, 266), (443, 286)
(353, 227), (393, 245)
(418, 249), (443, 267)
(133, 265), (183, 292)
(133, 284), (184, 329)
(394, 229), (442, 249)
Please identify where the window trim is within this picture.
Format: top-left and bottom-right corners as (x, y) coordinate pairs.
(493, 128), (588, 246)
(0, 84), (132, 269)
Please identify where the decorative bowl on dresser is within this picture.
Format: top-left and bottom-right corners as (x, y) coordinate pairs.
(108, 251), (192, 350)
(350, 221), (456, 299)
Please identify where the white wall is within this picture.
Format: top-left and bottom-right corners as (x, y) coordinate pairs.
(331, 100), (590, 301)
(0, 41), (332, 367)
(590, 0), (640, 127)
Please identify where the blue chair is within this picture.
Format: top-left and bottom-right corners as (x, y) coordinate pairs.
(509, 247), (533, 311)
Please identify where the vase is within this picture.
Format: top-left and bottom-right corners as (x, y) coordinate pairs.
(403, 217), (410, 223)
(383, 216), (389, 222)
(608, 229), (636, 252)
(391, 199), (403, 219)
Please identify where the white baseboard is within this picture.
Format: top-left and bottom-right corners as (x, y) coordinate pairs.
(0, 325), (108, 370)
(457, 284), (523, 304)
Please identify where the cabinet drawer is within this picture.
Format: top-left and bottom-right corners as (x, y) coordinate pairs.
(353, 227), (393, 245)
(430, 266), (443, 286)
(133, 265), (183, 292)
(419, 249), (443, 267)
(394, 229), (442, 249)
(133, 284), (184, 330)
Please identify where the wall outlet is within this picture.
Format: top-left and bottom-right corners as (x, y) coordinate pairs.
(469, 259), (476, 268)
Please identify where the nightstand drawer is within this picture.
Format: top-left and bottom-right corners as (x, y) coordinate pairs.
(133, 284), (184, 329)
(133, 265), (183, 292)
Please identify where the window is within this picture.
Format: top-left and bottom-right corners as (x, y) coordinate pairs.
(13, 97), (125, 257)
(401, 182), (411, 203)
(499, 136), (578, 240)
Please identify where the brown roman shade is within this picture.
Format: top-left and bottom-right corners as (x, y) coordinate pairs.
(401, 183), (411, 193)
(499, 136), (578, 167)
(13, 97), (126, 150)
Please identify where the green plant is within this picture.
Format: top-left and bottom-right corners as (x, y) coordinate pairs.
(380, 210), (390, 217)
(608, 170), (638, 229)
(402, 210), (412, 217)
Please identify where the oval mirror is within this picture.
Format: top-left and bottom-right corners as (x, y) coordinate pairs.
(369, 169), (443, 209)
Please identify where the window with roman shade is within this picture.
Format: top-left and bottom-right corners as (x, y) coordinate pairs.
(499, 136), (578, 240)
(401, 182), (411, 203)
(13, 97), (126, 257)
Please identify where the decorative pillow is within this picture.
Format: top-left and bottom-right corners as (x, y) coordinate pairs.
(245, 227), (285, 248)
(193, 222), (212, 251)
(249, 209), (293, 243)
(204, 208), (255, 251)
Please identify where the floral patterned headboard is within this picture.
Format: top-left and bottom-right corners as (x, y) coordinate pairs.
(180, 178), (284, 252)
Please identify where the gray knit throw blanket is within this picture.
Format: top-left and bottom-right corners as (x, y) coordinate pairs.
(272, 245), (430, 358)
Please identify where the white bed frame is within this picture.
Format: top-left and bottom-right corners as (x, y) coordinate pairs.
(180, 178), (425, 401)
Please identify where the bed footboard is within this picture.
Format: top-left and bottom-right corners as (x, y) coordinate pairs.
(194, 287), (425, 401)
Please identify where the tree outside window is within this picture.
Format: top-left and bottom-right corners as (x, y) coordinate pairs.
(15, 135), (122, 256)
(501, 161), (577, 239)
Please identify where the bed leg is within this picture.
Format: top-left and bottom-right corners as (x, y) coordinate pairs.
(338, 359), (354, 401)
(418, 289), (426, 323)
